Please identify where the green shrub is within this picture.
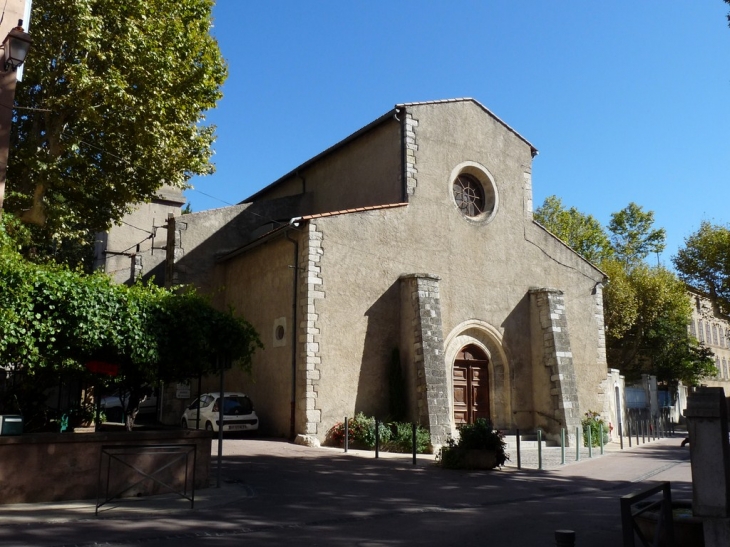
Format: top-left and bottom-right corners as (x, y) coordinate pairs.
(439, 418), (509, 469)
(384, 421), (431, 453)
(582, 410), (610, 447)
(326, 412), (391, 449)
(325, 413), (432, 453)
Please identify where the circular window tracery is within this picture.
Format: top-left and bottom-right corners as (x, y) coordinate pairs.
(453, 175), (485, 217)
(449, 162), (498, 223)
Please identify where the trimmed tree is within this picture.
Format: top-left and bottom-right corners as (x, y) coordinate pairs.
(0, 219), (262, 431)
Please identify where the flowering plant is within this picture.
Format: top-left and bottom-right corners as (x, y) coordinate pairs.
(582, 410), (610, 447)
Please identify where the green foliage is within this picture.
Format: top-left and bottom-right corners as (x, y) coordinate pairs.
(602, 260), (714, 386)
(325, 413), (431, 453)
(451, 418), (507, 452)
(327, 413), (391, 449)
(534, 196), (712, 388)
(673, 221), (730, 319)
(608, 203), (666, 266)
(151, 288), (263, 384)
(534, 195), (613, 263)
(385, 421), (431, 454)
(581, 411), (610, 447)
(5, 0), (227, 264)
(0, 224), (262, 429)
(439, 419), (508, 468)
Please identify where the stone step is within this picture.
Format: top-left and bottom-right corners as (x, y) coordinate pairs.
(502, 434), (559, 449)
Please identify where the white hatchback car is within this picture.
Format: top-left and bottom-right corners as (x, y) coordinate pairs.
(181, 392), (259, 433)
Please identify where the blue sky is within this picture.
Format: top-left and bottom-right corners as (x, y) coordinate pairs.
(186, 1), (730, 265)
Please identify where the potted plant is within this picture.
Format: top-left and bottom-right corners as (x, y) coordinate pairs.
(440, 418), (509, 469)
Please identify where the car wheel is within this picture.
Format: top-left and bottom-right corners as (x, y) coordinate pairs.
(181, 418), (188, 429)
(205, 421), (214, 432)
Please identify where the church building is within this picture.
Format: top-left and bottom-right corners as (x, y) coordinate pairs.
(158, 98), (611, 447)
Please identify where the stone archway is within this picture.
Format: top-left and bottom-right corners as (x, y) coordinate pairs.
(444, 320), (511, 433)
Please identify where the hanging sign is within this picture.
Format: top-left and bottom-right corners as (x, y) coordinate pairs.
(85, 361), (119, 376)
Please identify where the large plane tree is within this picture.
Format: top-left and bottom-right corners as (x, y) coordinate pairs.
(4, 0), (226, 265)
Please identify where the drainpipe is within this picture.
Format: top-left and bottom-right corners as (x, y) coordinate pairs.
(285, 217), (302, 439)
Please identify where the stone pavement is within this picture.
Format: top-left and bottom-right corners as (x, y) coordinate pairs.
(0, 434), (692, 546)
(503, 433), (663, 470)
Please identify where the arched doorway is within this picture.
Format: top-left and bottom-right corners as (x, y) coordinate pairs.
(453, 344), (490, 424)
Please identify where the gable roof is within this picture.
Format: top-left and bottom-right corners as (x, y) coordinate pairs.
(397, 98), (537, 156)
(242, 98), (537, 203)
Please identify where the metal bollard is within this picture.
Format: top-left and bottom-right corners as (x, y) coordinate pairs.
(344, 417), (349, 453)
(516, 428), (521, 469)
(619, 422), (624, 450)
(560, 428), (566, 465)
(576, 426), (580, 461)
(587, 426), (592, 458)
(555, 529), (576, 547)
(375, 419), (379, 459)
(636, 420), (639, 446)
(600, 423), (604, 455)
(642, 420), (646, 444)
(537, 429), (543, 470)
(412, 423), (417, 465)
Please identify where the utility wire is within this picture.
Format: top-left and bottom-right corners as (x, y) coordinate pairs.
(119, 219), (153, 235)
(188, 188), (234, 206)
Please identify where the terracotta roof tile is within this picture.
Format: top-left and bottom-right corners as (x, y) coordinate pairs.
(302, 202), (407, 220)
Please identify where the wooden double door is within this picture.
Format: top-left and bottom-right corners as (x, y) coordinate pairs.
(453, 345), (490, 425)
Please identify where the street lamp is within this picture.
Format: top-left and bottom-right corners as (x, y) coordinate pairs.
(2, 21), (31, 72)
(0, 19), (31, 214)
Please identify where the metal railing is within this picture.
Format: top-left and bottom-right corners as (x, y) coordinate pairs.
(96, 443), (197, 515)
(620, 481), (675, 547)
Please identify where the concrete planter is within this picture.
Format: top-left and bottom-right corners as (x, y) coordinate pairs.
(463, 449), (499, 469)
(441, 447), (500, 470)
(634, 500), (704, 547)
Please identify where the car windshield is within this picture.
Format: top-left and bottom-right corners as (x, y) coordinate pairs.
(219, 396), (253, 415)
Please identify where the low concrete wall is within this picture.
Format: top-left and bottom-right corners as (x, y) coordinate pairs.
(0, 430), (212, 504)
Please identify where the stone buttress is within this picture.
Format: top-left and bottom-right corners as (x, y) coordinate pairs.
(530, 288), (582, 446)
(399, 273), (450, 447)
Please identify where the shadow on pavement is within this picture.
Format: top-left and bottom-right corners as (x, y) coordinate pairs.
(0, 437), (693, 547)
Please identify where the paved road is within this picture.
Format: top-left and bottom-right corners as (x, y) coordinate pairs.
(0, 435), (691, 546)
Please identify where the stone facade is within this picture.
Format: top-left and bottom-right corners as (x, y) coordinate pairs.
(530, 288), (582, 445)
(689, 289), (730, 388)
(299, 222), (325, 435)
(152, 99), (610, 445)
(400, 273), (450, 447)
(93, 185), (185, 285)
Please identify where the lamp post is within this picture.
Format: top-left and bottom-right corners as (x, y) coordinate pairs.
(0, 19), (31, 214)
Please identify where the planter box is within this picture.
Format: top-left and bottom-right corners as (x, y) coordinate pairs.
(634, 500), (704, 547)
(0, 430), (211, 504)
(463, 449), (498, 469)
(441, 447), (500, 470)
